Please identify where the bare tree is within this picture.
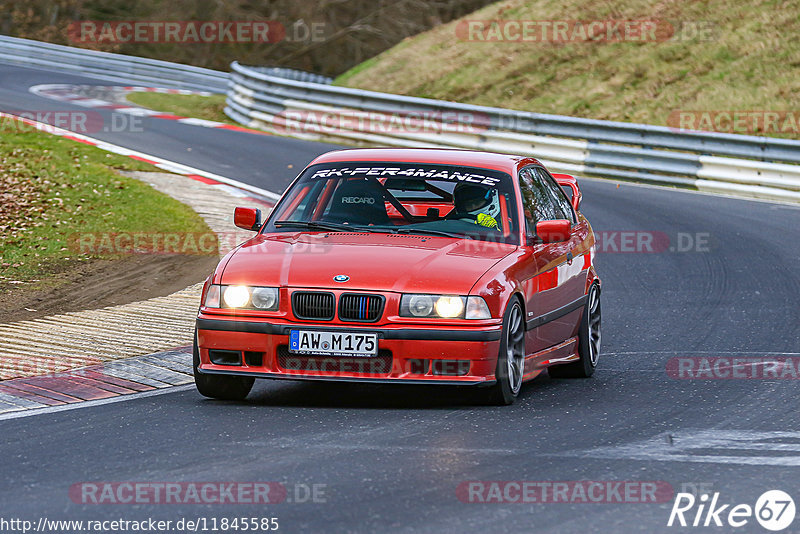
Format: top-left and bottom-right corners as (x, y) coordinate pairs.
(0, 0), (495, 75)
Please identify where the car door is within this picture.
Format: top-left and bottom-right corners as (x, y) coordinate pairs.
(534, 166), (591, 337)
(516, 166), (582, 354)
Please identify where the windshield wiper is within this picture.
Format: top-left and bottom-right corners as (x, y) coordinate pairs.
(274, 220), (381, 233)
(394, 228), (473, 239)
(275, 220), (472, 239)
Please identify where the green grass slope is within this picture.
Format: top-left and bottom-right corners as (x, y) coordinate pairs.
(0, 121), (212, 287)
(336, 0), (800, 137)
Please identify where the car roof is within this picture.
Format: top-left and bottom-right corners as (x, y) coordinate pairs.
(309, 148), (541, 174)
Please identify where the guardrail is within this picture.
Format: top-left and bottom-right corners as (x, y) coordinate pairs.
(0, 35), (228, 92)
(227, 61), (800, 202)
(1, 36), (798, 202)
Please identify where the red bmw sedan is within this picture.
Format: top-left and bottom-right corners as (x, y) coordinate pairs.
(194, 148), (601, 405)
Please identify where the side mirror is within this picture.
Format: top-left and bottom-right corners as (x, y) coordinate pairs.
(552, 173), (582, 212)
(234, 207), (261, 231)
(535, 219), (571, 243)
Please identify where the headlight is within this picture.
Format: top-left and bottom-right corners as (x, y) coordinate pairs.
(406, 294), (435, 317)
(223, 285), (250, 308)
(204, 285), (279, 311)
(400, 295), (491, 319)
(434, 296), (464, 318)
(251, 287), (279, 310)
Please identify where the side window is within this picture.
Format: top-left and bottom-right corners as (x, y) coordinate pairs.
(518, 168), (557, 234)
(535, 168), (575, 223)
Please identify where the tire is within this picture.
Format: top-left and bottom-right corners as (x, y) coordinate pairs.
(193, 330), (254, 401)
(484, 299), (526, 405)
(548, 283), (601, 379)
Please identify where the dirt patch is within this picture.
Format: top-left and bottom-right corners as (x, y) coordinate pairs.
(0, 253), (218, 323)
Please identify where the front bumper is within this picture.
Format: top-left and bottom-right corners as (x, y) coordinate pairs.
(195, 316), (502, 385)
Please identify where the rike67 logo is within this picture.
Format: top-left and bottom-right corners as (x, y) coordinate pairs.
(668, 490), (795, 531)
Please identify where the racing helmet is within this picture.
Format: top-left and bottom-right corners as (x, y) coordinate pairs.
(453, 183), (501, 227)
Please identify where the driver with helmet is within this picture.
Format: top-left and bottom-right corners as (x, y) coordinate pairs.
(448, 183), (501, 230)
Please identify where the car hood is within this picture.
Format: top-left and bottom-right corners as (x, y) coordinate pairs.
(220, 232), (516, 294)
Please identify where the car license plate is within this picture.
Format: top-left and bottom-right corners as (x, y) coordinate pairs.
(289, 330), (378, 357)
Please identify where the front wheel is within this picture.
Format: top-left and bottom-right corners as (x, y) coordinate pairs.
(548, 283), (601, 379)
(193, 330), (254, 400)
(484, 300), (526, 405)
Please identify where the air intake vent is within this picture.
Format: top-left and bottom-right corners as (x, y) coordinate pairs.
(277, 346), (393, 375)
(208, 350), (242, 366)
(291, 291), (335, 320)
(339, 294), (384, 322)
(325, 232), (371, 236)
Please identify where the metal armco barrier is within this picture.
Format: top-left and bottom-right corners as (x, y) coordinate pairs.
(0, 35), (228, 92)
(227, 61), (800, 202)
(1, 36), (798, 202)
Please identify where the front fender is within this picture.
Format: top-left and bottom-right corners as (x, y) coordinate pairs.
(468, 250), (526, 320)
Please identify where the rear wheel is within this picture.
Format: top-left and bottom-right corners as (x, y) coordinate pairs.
(193, 330), (254, 400)
(484, 300), (526, 405)
(548, 283), (601, 379)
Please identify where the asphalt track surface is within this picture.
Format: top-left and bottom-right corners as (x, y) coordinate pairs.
(1, 63), (799, 533)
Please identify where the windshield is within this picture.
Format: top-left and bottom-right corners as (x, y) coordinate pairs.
(264, 162), (520, 245)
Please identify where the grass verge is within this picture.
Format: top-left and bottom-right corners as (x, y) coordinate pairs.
(126, 92), (231, 124)
(335, 0), (800, 138)
(0, 119), (212, 291)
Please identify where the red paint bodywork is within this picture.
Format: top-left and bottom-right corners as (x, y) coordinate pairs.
(233, 207), (260, 231)
(552, 173), (582, 212)
(535, 220), (571, 243)
(196, 149), (600, 386)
